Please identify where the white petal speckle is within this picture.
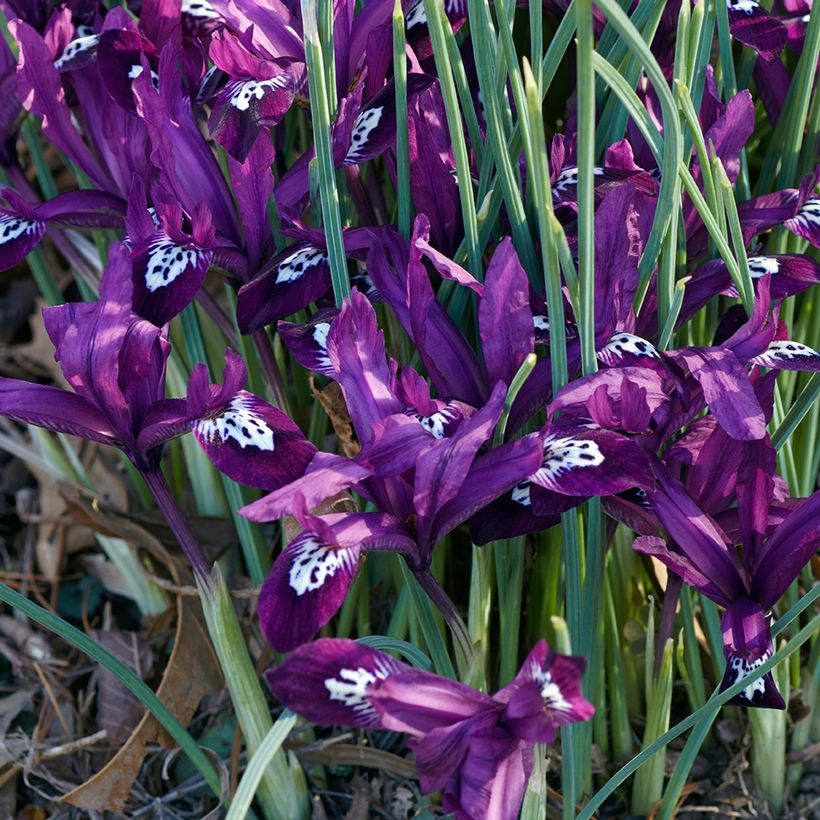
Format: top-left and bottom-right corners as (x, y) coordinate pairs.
(747, 256), (780, 277)
(195, 397), (275, 450)
(344, 106), (384, 165)
(53, 34), (100, 70)
(228, 77), (289, 111)
(288, 535), (357, 596)
(0, 216), (39, 245)
(597, 332), (660, 365)
(144, 240), (206, 292)
(275, 246), (328, 284)
(531, 436), (605, 488)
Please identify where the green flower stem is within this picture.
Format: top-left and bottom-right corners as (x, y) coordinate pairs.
(301, 0), (349, 306)
(416, 567), (473, 675)
(225, 711), (300, 820)
(595, 0), (667, 151)
(714, 0), (750, 200)
(198, 565), (308, 820)
(493, 353), (538, 446)
(467, 0), (539, 280)
(685, 0), (709, 94)
(521, 63), (568, 392)
(679, 163), (751, 310)
(675, 81), (720, 222)
(143, 468), (305, 820)
(421, 0), (482, 279)
(657, 276), (689, 352)
(748, 657), (789, 815)
(0, 581), (222, 797)
(392, 0), (411, 240)
(632, 638), (674, 814)
(605, 574), (632, 761)
(580, 585), (820, 820)
(592, 0), (683, 313)
(495, 537), (526, 687)
(467, 543), (493, 691)
(576, 0), (596, 377)
(400, 561), (456, 678)
(757, 0), (820, 193)
(714, 156), (755, 314)
(772, 374), (820, 450)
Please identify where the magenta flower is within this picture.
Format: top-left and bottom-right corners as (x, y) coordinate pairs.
(0, 243), (314, 488)
(635, 463), (819, 709)
(267, 638), (594, 819)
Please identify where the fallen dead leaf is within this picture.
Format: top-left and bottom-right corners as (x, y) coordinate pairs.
(60, 595), (222, 812)
(91, 627), (154, 747)
(310, 377), (360, 457)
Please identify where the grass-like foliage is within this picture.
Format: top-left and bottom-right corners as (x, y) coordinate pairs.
(0, 0), (817, 817)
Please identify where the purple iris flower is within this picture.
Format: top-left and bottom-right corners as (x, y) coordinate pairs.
(235, 227), (375, 334)
(0, 242), (315, 486)
(274, 74), (434, 225)
(241, 290), (543, 650)
(207, 28), (298, 162)
(267, 637), (594, 819)
(125, 178), (248, 326)
(736, 167), (820, 249)
(12, 11), (157, 198)
(726, 0), (788, 62)
(634, 463), (819, 709)
(0, 187), (125, 272)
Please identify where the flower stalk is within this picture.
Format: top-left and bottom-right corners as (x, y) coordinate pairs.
(143, 468), (307, 820)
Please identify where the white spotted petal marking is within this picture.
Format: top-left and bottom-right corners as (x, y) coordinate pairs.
(312, 321), (333, 369)
(551, 165), (604, 198)
(727, 0), (760, 14)
(344, 106), (385, 165)
(288, 535), (358, 596)
(144, 240), (207, 292)
(195, 397), (275, 450)
(597, 332), (660, 364)
(746, 256), (780, 277)
(787, 196), (820, 229)
(405, 1), (427, 29)
(411, 403), (460, 440)
(531, 436), (605, 488)
(0, 215), (40, 245)
(511, 480), (532, 508)
(750, 340), (820, 368)
(324, 659), (394, 721)
(728, 651), (769, 702)
(275, 246), (328, 284)
(228, 76), (290, 111)
(53, 34), (100, 70)
(182, 0), (221, 19)
(534, 670), (573, 714)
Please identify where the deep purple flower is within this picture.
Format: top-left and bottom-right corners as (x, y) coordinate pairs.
(0, 243), (314, 488)
(0, 186), (125, 272)
(736, 167), (820, 249)
(207, 29), (297, 162)
(726, 0), (787, 61)
(242, 290), (543, 647)
(635, 463), (819, 708)
(267, 637), (594, 819)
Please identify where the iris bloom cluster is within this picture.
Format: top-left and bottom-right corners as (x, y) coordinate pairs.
(0, 0), (817, 816)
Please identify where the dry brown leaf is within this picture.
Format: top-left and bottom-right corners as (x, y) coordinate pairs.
(310, 377), (360, 456)
(60, 483), (234, 564)
(282, 492), (360, 543)
(60, 598), (222, 812)
(92, 630), (154, 747)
